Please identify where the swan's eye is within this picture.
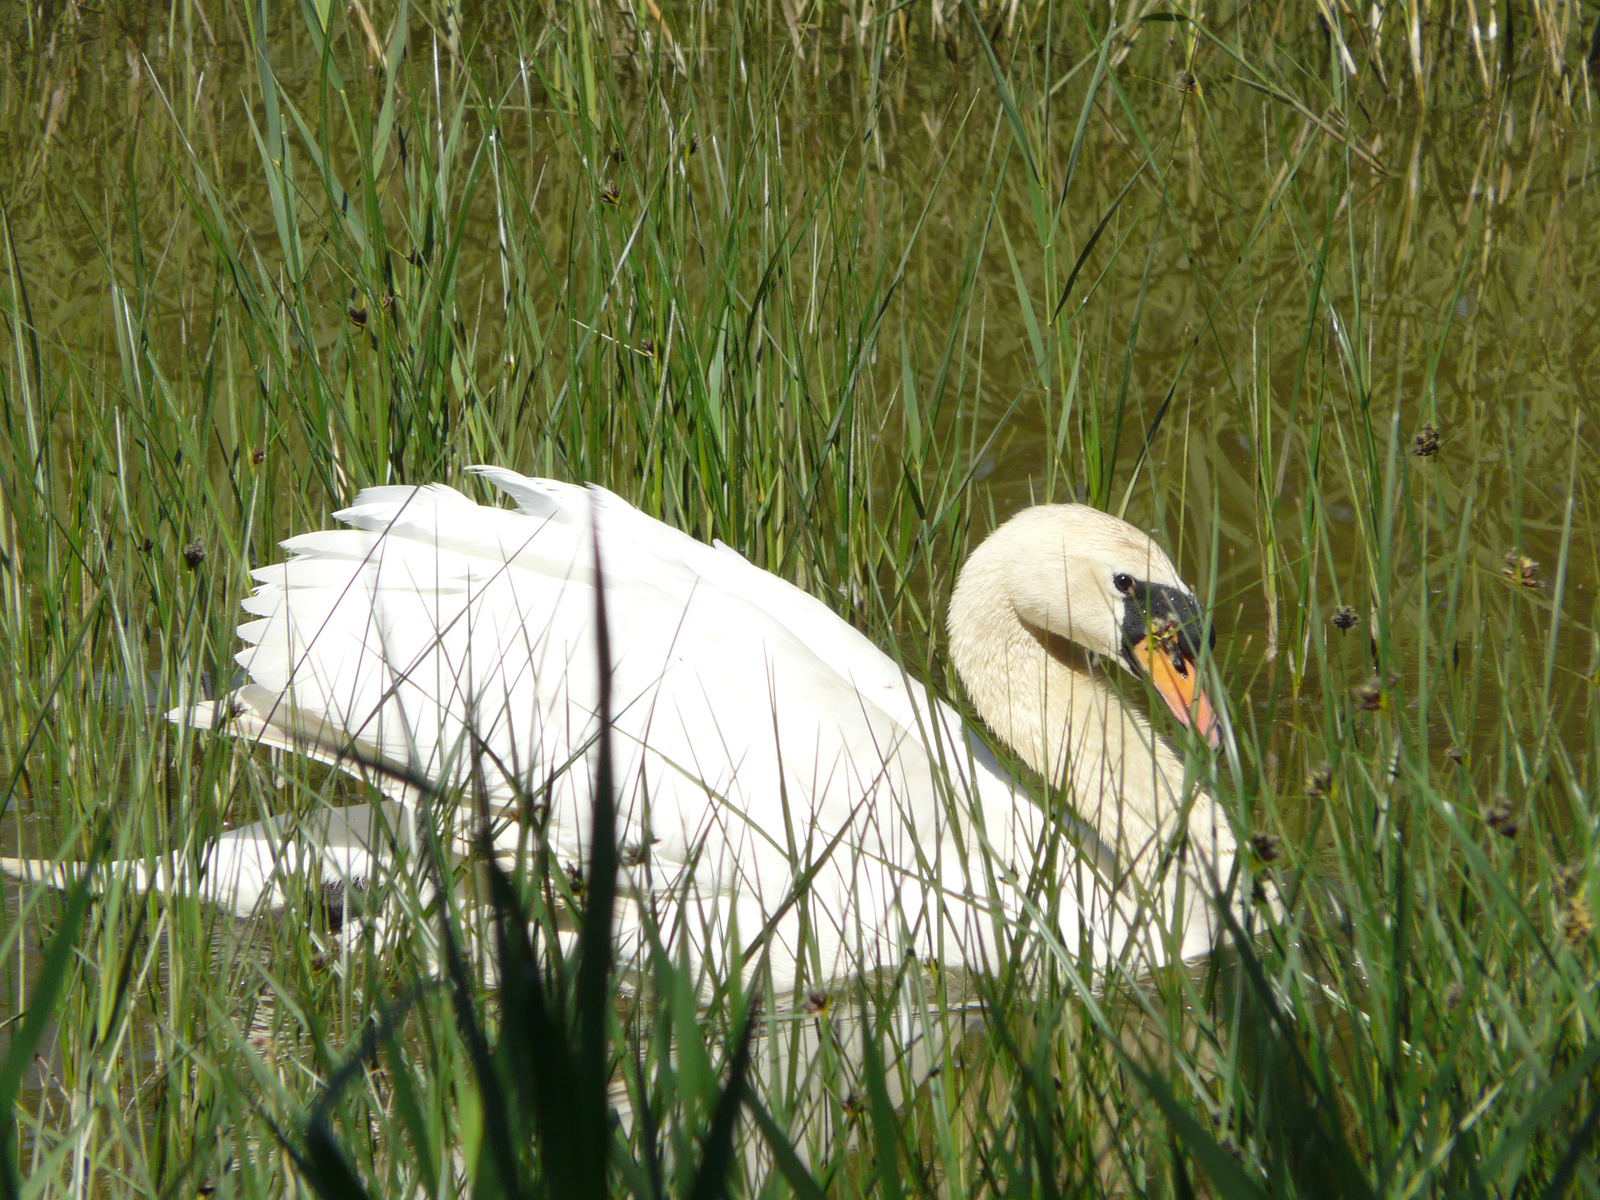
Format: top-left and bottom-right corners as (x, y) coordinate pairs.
(1112, 572), (1135, 595)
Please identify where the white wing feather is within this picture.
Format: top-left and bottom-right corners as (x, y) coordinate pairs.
(169, 469), (1154, 991)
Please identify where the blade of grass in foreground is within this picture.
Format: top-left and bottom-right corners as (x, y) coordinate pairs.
(574, 491), (620, 1198)
(0, 836), (100, 1200)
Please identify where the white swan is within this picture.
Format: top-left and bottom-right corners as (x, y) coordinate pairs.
(3, 469), (1246, 993)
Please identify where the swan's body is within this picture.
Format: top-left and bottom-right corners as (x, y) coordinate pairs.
(4, 470), (1243, 994)
(1, 803), (403, 918)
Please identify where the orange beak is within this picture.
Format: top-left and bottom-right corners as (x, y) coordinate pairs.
(1131, 637), (1220, 748)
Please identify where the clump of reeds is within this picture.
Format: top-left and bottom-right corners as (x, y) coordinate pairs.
(1, 0), (1597, 1195)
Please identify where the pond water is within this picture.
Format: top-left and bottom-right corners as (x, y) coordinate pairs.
(0, 1), (1597, 1188)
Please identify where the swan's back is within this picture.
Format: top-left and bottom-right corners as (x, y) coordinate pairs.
(187, 470), (1167, 992)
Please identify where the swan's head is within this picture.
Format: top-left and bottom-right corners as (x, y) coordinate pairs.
(952, 504), (1220, 746)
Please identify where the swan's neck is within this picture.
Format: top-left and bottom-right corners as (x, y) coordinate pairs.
(948, 553), (1226, 881)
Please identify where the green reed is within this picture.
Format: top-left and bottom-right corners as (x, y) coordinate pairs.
(1, 0), (1597, 1196)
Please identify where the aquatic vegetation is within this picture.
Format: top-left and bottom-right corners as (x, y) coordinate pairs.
(1, 1), (1597, 1195)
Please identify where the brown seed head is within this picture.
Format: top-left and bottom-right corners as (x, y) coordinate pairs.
(347, 304), (368, 327)
(599, 181), (621, 207)
(1331, 605), (1359, 630)
(1561, 896), (1594, 944)
(1354, 676), (1384, 711)
(564, 860), (586, 899)
(182, 539), (206, 570)
(1485, 796), (1518, 839)
(1503, 553), (1541, 588)
(1554, 862), (1585, 902)
(801, 990), (829, 1015)
(1174, 69), (1199, 95)
(619, 840), (651, 867)
(1251, 833), (1282, 864)
(1446, 746), (1465, 765)
(1411, 423), (1440, 457)
(1305, 765), (1334, 800)
(250, 446), (266, 467)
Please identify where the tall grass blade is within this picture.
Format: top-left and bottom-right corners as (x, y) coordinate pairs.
(1482, 1039), (1600, 1178)
(1128, 1064), (1267, 1200)
(1536, 1096), (1600, 1200)
(577, 493), (621, 1197)
(960, 0), (1037, 187)
(297, 1120), (375, 1200)
(1051, 159), (1149, 324)
(862, 1008), (908, 1200)
(0, 842), (98, 1199)
(485, 856), (585, 1195)
(744, 1097), (826, 1200)
(685, 995), (759, 1200)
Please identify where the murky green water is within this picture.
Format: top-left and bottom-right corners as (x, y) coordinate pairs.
(9, 5), (1594, 734)
(1, 3), (1597, 1186)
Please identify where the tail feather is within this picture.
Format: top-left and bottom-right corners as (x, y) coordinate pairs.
(0, 857), (80, 889)
(0, 855), (153, 894)
(3, 802), (415, 917)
